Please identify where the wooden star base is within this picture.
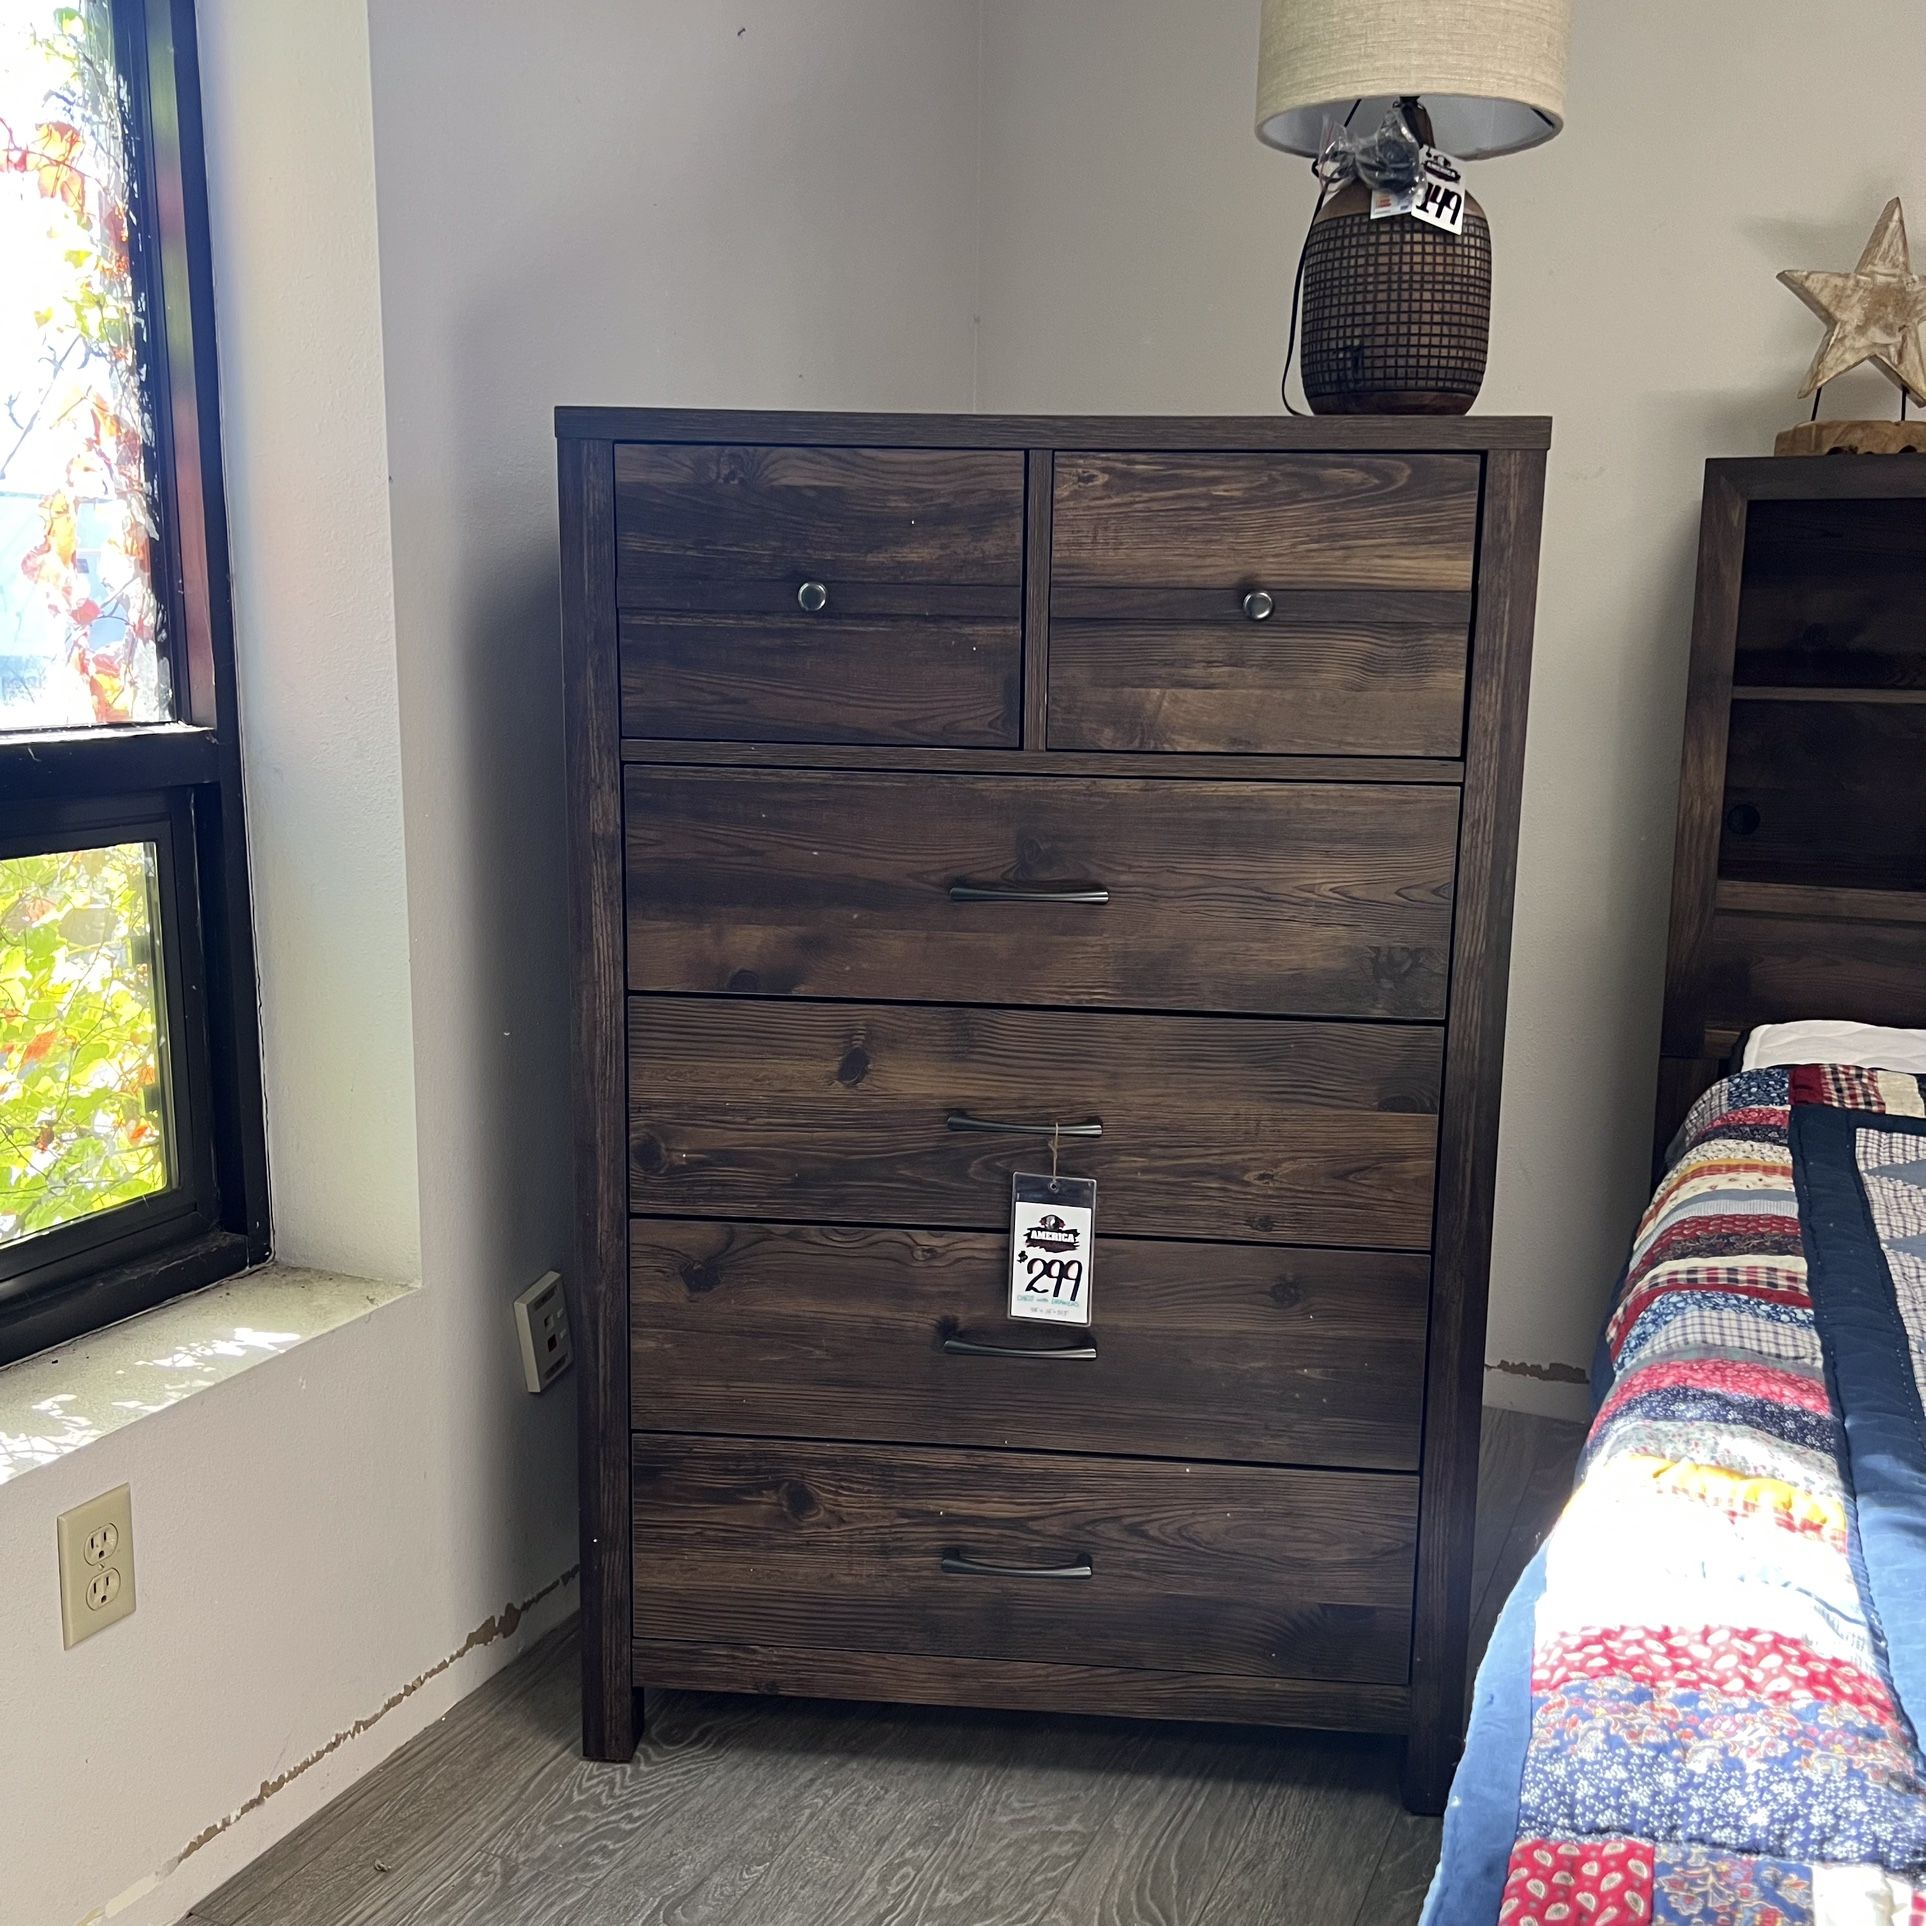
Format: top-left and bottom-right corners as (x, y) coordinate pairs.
(1774, 418), (1926, 456)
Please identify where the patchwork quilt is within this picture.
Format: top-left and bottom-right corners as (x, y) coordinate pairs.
(1425, 1066), (1926, 1926)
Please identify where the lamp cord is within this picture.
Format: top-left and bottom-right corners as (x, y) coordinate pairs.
(1280, 97), (1367, 416)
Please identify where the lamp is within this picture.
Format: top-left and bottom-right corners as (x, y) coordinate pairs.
(1256, 0), (1571, 414)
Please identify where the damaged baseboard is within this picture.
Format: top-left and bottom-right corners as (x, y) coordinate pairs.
(86, 1567), (579, 1925)
(1488, 1355), (1588, 1386)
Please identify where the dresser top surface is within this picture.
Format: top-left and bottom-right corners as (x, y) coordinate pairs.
(555, 406), (1554, 453)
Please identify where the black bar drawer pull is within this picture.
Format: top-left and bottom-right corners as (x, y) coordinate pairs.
(948, 881), (1110, 905)
(942, 1334), (1099, 1362)
(941, 1551), (1094, 1581)
(945, 1112), (1102, 1138)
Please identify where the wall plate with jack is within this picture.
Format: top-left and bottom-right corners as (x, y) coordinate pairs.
(57, 1484), (136, 1647)
(514, 1270), (573, 1393)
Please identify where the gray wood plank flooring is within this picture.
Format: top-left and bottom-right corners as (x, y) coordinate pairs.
(187, 1408), (1582, 1926)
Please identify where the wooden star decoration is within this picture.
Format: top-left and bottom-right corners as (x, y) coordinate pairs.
(1779, 198), (1926, 403)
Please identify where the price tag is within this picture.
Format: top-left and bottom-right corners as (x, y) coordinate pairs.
(1410, 147), (1467, 234)
(1008, 1172), (1095, 1327)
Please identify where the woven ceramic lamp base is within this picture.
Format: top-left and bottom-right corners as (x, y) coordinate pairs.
(1300, 181), (1493, 415)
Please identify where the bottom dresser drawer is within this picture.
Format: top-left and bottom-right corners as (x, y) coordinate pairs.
(631, 1435), (1418, 1685)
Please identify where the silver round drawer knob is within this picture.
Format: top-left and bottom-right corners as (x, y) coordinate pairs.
(1242, 589), (1275, 622)
(798, 580), (829, 614)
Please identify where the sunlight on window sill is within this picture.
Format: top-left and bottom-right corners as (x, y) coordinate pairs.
(0, 1265), (417, 1486)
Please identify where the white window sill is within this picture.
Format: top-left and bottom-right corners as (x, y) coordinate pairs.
(0, 1263), (417, 1487)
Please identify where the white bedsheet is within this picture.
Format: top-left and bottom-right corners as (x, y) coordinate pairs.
(1741, 1019), (1926, 1074)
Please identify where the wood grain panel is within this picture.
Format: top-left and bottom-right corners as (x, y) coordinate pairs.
(558, 436), (635, 1762)
(1051, 454), (1478, 591)
(627, 999), (1442, 1248)
(615, 445), (1022, 606)
(628, 1640), (1412, 1734)
(1704, 898), (1926, 1035)
(1049, 592), (1469, 756)
(619, 736), (1466, 784)
(1021, 447), (1053, 752)
(567, 406), (1555, 451)
(618, 612), (1020, 748)
(1721, 696), (1926, 890)
(631, 1435), (1418, 1684)
(1658, 465), (1748, 1063)
(629, 1219), (1430, 1469)
(1734, 496), (1926, 688)
(1718, 879), (1926, 924)
(624, 768), (1460, 1020)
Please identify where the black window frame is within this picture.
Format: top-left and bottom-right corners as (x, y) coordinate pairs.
(0, 0), (268, 1366)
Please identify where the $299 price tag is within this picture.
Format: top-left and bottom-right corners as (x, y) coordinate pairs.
(1008, 1172), (1095, 1327)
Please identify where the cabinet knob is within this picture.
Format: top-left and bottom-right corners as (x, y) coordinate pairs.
(1242, 589), (1275, 622)
(797, 580), (829, 614)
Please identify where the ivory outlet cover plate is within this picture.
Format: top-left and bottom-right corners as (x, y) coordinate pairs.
(514, 1271), (573, 1394)
(57, 1484), (136, 1647)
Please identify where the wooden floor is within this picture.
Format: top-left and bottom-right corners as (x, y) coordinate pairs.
(186, 1409), (1583, 1926)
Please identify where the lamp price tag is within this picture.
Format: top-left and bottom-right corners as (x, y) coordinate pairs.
(1008, 1172), (1095, 1327)
(1410, 147), (1467, 233)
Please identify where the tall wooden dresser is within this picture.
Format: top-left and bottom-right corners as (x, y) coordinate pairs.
(557, 409), (1549, 1811)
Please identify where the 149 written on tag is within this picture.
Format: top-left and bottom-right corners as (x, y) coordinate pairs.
(1008, 1172), (1095, 1327)
(1410, 147), (1466, 233)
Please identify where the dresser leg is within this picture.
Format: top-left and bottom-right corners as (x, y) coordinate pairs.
(583, 1676), (642, 1762)
(1400, 1726), (1457, 1817)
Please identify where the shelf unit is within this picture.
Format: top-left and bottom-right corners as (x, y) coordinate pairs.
(1655, 458), (1926, 1157)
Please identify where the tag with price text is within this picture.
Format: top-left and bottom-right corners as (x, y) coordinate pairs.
(1008, 1172), (1095, 1327)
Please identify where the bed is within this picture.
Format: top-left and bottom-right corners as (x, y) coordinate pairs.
(1427, 1058), (1926, 1922)
(1425, 459), (1926, 1923)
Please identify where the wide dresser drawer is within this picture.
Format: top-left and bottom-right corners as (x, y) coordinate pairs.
(631, 1219), (1430, 1470)
(624, 768), (1460, 1020)
(631, 1435), (1419, 1685)
(628, 999), (1441, 1248)
(615, 443), (1024, 748)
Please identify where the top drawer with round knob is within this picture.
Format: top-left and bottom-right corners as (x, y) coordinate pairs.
(613, 443), (1025, 748)
(1049, 452), (1478, 757)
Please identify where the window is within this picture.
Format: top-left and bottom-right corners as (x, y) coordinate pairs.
(0, 0), (266, 1366)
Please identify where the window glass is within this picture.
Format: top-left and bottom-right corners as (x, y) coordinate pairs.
(1, 0), (168, 728)
(0, 840), (169, 1245)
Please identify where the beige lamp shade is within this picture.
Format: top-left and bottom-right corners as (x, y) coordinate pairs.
(1256, 0), (1571, 160)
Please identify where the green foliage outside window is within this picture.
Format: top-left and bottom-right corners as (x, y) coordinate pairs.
(0, 840), (167, 1244)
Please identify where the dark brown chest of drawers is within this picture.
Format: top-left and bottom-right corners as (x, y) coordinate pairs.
(558, 409), (1549, 1812)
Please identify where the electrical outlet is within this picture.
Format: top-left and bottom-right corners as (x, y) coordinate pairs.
(57, 1484), (136, 1648)
(514, 1270), (573, 1393)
